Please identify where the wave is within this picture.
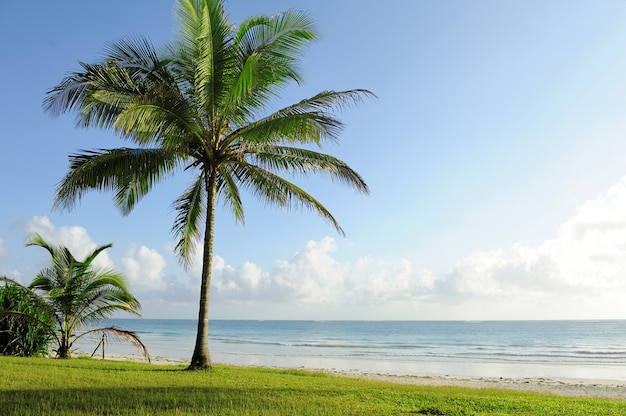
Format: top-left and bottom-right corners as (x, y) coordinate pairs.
(97, 319), (626, 368)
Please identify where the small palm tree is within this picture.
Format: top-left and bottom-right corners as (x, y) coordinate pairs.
(7, 234), (150, 360)
(44, 0), (371, 369)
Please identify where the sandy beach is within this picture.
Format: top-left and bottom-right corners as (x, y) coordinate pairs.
(94, 353), (626, 400)
(342, 371), (626, 400)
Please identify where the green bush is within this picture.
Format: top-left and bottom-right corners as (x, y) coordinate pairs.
(0, 279), (53, 357)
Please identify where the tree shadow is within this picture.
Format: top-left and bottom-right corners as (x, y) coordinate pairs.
(1, 385), (347, 415)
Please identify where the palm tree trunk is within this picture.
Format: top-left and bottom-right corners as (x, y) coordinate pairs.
(188, 170), (217, 370)
(58, 320), (71, 358)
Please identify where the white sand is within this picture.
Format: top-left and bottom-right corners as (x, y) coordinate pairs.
(89, 353), (626, 400)
(334, 370), (626, 400)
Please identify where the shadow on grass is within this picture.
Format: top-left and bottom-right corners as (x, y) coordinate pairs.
(1, 385), (349, 415)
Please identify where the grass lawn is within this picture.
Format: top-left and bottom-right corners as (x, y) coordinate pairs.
(1, 356), (624, 415)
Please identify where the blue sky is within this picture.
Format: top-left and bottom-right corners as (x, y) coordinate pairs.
(3, 1), (626, 320)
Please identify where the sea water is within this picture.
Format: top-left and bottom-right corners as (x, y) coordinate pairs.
(81, 319), (626, 381)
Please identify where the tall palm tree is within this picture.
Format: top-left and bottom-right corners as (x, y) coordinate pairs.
(44, 0), (371, 369)
(0, 234), (149, 360)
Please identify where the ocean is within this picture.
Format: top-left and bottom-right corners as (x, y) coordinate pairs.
(81, 319), (626, 381)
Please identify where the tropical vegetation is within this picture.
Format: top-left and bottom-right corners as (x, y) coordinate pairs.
(0, 234), (149, 360)
(44, 0), (371, 369)
(0, 278), (53, 357)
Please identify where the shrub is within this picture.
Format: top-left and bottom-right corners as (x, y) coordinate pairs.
(0, 279), (53, 357)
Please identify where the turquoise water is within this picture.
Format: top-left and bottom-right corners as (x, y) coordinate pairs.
(83, 319), (626, 381)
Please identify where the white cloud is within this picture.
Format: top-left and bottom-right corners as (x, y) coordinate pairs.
(121, 244), (168, 291)
(442, 177), (626, 306)
(211, 237), (437, 309)
(24, 216), (113, 269)
(16, 177), (626, 320)
(270, 237), (348, 303)
(207, 177), (626, 319)
(362, 259), (436, 305)
(212, 237), (350, 304)
(212, 257), (263, 296)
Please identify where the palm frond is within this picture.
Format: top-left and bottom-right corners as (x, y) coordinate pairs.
(53, 148), (180, 214)
(97, 38), (202, 147)
(172, 175), (206, 268)
(226, 10), (317, 123)
(81, 244), (115, 268)
(101, 35), (162, 78)
(24, 233), (53, 252)
(45, 61), (144, 130)
(79, 326), (151, 363)
(79, 303), (141, 326)
(230, 163), (345, 235)
(217, 164), (244, 223)
(69, 272), (141, 327)
(248, 145), (369, 194)
(174, 0), (234, 114)
(43, 67), (99, 118)
(236, 10), (317, 62)
(227, 89), (374, 146)
(45, 34), (200, 149)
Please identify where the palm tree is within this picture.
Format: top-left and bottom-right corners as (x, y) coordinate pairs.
(10, 234), (150, 360)
(43, 0), (371, 369)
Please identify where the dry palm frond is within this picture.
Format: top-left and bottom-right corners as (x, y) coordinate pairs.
(80, 326), (151, 363)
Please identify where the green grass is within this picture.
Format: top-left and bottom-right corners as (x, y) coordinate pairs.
(1, 356), (623, 415)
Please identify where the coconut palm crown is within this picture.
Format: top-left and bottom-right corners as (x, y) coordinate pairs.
(44, 0), (371, 369)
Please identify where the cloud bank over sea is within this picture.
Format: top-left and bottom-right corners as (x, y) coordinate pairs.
(5, 177), (626, 320)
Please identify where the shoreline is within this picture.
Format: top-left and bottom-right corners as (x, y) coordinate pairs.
(90, 353), (626, 400)
(344, 371), (626, 400)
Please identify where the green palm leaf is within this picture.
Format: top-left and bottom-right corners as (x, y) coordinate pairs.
(172, 175), (207, 267)
(54, 148), (180, 214)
